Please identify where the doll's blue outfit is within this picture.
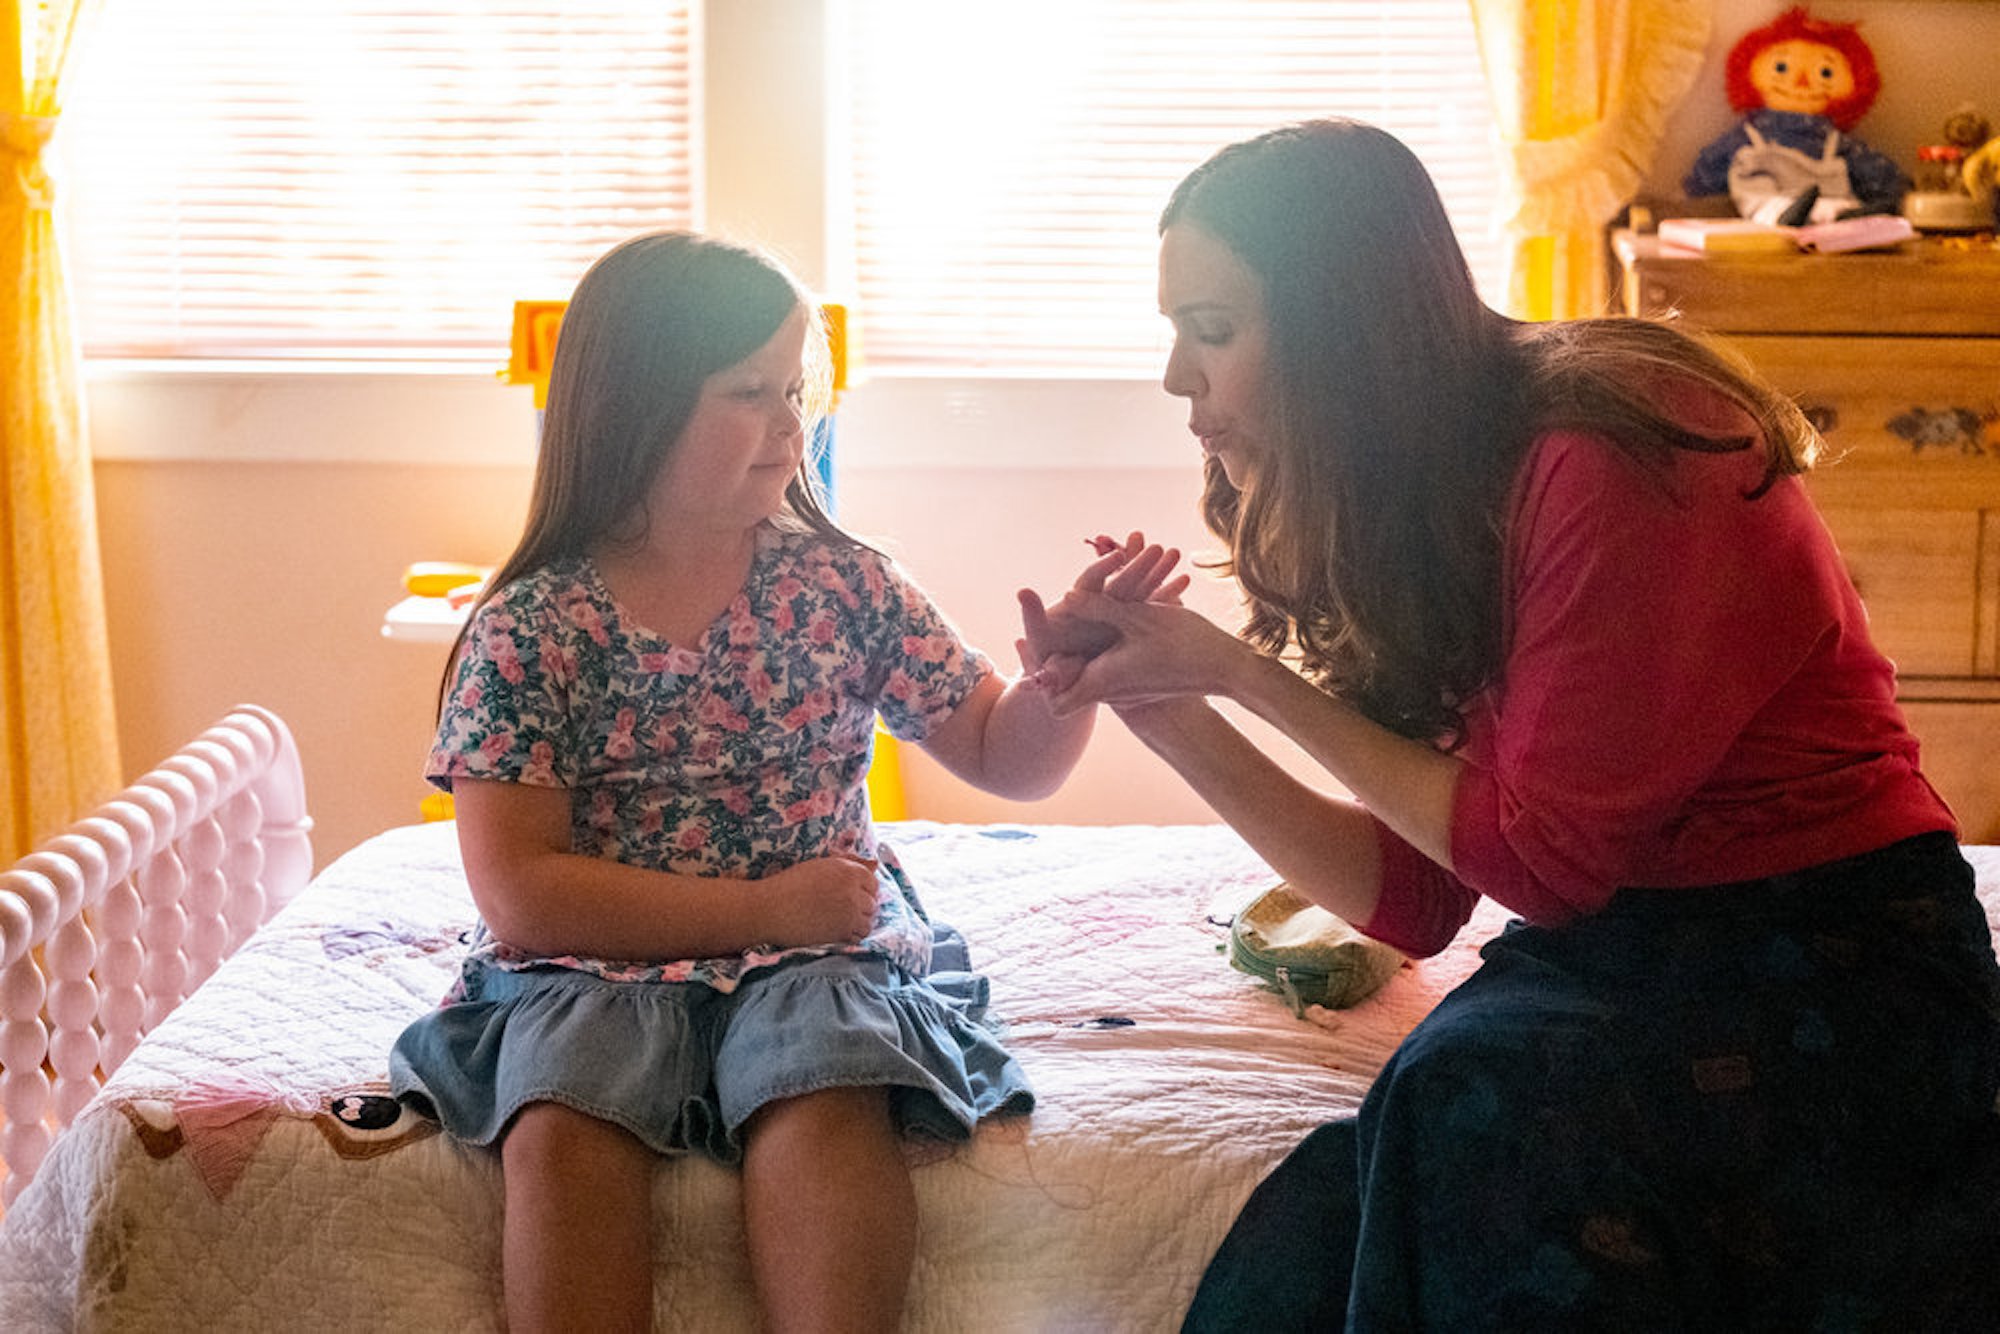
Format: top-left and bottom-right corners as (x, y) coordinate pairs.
(1684, 107), (1909, 222)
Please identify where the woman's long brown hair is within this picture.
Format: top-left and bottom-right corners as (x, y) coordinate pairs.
(1161, 119), (1819, 745)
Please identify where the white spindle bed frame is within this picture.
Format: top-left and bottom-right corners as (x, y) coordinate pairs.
(0, 704), (314, 1210)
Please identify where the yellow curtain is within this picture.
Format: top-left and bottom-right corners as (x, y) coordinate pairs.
(2, 0), (117, 862)
(1469, 0), (1709, 320)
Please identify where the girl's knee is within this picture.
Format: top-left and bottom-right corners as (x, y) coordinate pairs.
(743, 1084), (893, 1142)
(741, 1086), (906, 1192)
(503, 1100), (650, 1174)
(507, 1098), (597, 1146)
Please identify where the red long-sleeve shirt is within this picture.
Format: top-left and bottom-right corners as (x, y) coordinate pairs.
(1362, 427), (1957, 958)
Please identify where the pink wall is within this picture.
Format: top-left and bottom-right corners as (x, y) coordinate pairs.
(93, 445), (1272, 868)
(85, 0), (2000, 867)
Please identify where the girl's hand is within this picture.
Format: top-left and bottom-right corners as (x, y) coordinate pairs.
(757, 855), (879, 947)
(1086, 530), (1190, 608)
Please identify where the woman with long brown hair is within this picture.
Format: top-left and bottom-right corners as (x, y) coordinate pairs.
(1024, 119), (2000, 1329)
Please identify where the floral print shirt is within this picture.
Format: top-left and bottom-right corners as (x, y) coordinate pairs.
(427, 524), (991, 992)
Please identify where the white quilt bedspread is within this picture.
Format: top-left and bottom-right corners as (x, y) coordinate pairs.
(13, 826), (1990, 1331)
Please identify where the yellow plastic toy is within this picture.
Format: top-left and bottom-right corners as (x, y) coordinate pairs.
(502, 299), (852, 408)
(501, 300), (569, 409)
(402, 561), (490, 599)
(865, 722), (907, 821)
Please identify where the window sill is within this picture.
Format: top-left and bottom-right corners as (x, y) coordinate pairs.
(83, 364), (1187, 471)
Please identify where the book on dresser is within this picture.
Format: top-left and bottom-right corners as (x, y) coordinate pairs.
(1654, 215), (1916, 256)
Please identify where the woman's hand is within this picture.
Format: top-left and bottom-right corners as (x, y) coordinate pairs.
(1016, 531), (1189, 691)
(756, 855), (879, 947)
(1024, 591), (1250, 717)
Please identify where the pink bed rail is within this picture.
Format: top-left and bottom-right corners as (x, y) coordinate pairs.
(0, 704), (314, 1209)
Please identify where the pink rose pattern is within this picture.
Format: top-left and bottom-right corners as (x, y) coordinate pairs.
(427, 525), (990, 992)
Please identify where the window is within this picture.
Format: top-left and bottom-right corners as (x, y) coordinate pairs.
(842, 1), (1503, 374)
(61, 3), (1502, 374)
(60, 1), (699, 361)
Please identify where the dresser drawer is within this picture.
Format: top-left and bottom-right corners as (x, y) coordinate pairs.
(1814, 505), (1988, 676)
(1721, 333), (2000, 680)
(1616, 234), (2000, 336)
(1612, 231), (2000, 836)
(1902, 696), (2000, 843)
(1719, 334), (2000, 509)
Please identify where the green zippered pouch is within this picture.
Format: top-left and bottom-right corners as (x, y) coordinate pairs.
(1228, 883), (1405, 1016)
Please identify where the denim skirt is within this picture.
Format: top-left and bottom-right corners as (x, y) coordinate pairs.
(389, 952), (1035, 1164)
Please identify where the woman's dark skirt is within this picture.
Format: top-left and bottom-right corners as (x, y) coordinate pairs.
(1184, 832), (2000, 1332)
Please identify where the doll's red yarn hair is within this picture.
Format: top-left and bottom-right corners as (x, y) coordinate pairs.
(1723, 6), (1881, 132)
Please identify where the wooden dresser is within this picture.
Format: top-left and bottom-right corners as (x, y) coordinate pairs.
(1614, 231), (2000, 840)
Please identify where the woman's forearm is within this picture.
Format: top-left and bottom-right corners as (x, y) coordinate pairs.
(1221, 653), (1462, 871)
(1026, 590), (1462, 880)
(1116, 698), (1386, 925)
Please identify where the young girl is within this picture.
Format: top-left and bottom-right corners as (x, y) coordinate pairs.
(388, 231), (1166, 1332)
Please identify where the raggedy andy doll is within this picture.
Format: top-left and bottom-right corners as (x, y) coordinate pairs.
(1684, 6), (1909, 225)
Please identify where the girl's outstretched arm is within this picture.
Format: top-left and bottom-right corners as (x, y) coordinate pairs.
(918, 534), (1186, 800)
(915, 670), (1089, 801)
(453, 778), (879, 959)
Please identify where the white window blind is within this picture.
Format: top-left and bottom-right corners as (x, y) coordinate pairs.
(59, 1), (699, 360)
(843, 1), (1504, 375)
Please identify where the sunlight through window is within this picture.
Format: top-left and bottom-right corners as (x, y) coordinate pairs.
(844, 1), (1504, 374)
(61, 1), (697, 360)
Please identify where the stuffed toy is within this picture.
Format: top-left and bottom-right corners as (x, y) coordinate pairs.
(1966, 137), (2000, 224)
(1683, 6), (1909, 225)
(1942, 104), (2000, 225)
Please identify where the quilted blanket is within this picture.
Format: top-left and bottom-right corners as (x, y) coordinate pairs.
(12, 824), (1987, 1331)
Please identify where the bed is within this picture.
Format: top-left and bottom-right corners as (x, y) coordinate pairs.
(2, 705), (1997, 1331)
